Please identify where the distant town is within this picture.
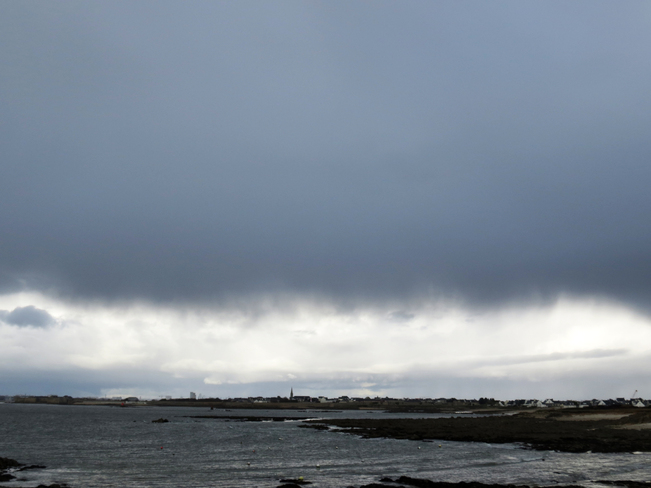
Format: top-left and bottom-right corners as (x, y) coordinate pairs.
(2, 391), (649, 410)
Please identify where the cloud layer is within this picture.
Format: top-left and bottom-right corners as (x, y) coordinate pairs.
(0, 306), (55, 327)
(1, 2), (651, 310)
(2, 2), (651, 398)
(1, 292), (650, 399)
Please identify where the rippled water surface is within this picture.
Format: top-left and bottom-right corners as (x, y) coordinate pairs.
(1, 404), (650, 487)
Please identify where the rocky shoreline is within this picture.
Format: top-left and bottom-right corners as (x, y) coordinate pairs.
(354, 476), (583, 488)
(357, 477), (651, 488)
(300, 408), (651, 453)
(6, 408), (651, 488)
(3, 455), (648, 488)
(0, 457), (22, 482)
(275, 476), (650, 488)
(0, 457), (62, 487)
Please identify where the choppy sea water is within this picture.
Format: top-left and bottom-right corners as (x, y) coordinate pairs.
(1, 404), (650, 488)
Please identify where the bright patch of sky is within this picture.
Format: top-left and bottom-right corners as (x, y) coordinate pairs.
(1, 292), (649, 399)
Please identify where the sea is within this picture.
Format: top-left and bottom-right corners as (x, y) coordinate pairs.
(1, 403), (650, 488)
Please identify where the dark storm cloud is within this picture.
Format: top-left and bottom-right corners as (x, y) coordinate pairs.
(0, 306), (55, 327)
(1, 1), (651, 308)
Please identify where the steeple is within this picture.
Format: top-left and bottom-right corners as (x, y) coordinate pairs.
(290, 387), (294, 399)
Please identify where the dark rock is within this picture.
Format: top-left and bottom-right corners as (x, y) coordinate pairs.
(597, 482), (651, 488)
(393, 477), (585, 488)
(397, 478), (445, 488)
(0, 457), (22, 470)
(1, 457), (58, 486)
(360, 484), (403, 488)
(279, 478), (312, 484)
(152, 418), (169, 423)
(277, 484), (304, 488)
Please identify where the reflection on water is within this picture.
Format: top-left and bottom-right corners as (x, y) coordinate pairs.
(0, 404), (649, 487)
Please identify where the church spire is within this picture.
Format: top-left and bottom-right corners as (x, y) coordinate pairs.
(290, 387), (293, 399)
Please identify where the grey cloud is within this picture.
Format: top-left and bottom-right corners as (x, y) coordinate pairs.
(2, 368), (646, 401)
(0, 306), (55, 327)
(1, 2), (651, 311)
(479, 349), (629, 368)
(0, 367), (187, 398)
(2, 362), (648, 400)
(387, 311), (416, 323)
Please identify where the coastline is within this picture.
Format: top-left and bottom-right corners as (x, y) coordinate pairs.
(301, 408), (651, 453)
(4, 406), (651, 488)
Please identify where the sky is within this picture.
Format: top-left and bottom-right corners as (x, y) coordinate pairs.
(2, 1), (651, 400)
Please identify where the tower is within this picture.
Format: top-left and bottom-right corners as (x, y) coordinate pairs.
(290, 387), (293, 399)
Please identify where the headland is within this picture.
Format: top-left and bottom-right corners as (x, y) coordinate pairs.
(301, 407), (651, 453)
